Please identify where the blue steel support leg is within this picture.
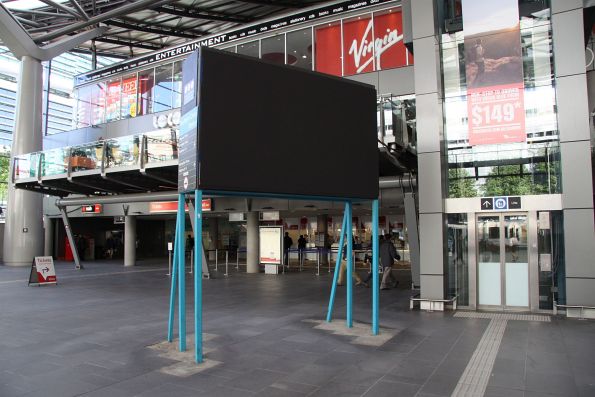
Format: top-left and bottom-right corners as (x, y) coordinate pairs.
(372, 199), (380, 335)
(178, 193), (186, 352)
(194, 190), (203, 363)
(167, 214), (180, 342)
(325, 205), (349, 322)
(346, 201), (353, 328)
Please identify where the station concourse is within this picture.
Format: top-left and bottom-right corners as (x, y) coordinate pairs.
(1, 1), (595, 396)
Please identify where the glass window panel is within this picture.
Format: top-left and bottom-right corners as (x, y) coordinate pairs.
(137, 68), (154, 116)
(261, 35), (285, 65)
(314, 22), (342, 76)
(121, 74), (137, 119)
(237, 40), (259, 58)
(173, 61), (183, 109)
(75, 85), (92, 128)
(105, 78), (121, 122)
(106, 135), (141, 168)
(222, 46), (236, 53)
(153, 64), (174, 113)
(447, 214), (468, 305)
(145, 128), (178, 163)
(70, 142), (102, 171)
(286, 28), (313, 70)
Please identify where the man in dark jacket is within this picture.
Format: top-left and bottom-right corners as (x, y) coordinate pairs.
(283, 232), (293, 266)
(380, 235), (400, 290)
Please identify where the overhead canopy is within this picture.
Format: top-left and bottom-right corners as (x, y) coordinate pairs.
(1, 0), (327, 59)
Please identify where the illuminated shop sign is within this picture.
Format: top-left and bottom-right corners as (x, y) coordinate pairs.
(75, 0), (396, 85)
(149, 199), (212, 213)
(152, 110), (181, 129)
(82, 204), (103, 214)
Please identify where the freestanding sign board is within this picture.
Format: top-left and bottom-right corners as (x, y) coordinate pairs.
(28, 256), (57, 286)
(259, 226), (283, 274)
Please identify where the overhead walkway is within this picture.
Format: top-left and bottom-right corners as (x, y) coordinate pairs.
(13, 129), (415, 197)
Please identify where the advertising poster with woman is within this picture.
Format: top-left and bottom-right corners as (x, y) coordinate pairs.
(463, 0), (526, 146)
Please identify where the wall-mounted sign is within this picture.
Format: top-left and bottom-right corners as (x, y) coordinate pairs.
(152, 110), (181, 129)
(261, 211), (280, 221)
(75, 0), (395, 85)
(82, 204), (102, 214)
(480, 196), (521, 211)
(149, 199), (211, 213)
(229, 212), (245, 222)
(114, 216), (125, 224)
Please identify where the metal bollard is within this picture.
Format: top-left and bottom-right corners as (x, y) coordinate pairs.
(328, 250), (331, 273)
(317, 249), (320, 276)
(167, 250), (172, 276)
(236, 249), (240, 271)
(215, 248), (218, 271)
(190, 249), (193, 274)
(224, 250), (229, 277)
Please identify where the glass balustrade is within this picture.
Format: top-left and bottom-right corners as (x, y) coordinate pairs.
(106, 135), (141, 168)
(70, 142), (103, 171)
(14, 152), (40, 180)
(145, 129), (178, 164)
(41, 148), (69, 176)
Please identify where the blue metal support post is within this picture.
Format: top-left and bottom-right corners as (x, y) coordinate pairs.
(194, 190), (203, 363)
(346, 201), (353, 328)
(372, 199), (379, 335)
(177, 193), (186, 351)
(167, 212), (181, 342)
(325, 204), (349, 322)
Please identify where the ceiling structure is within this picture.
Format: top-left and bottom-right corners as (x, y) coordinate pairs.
(0, 0), (327, 60)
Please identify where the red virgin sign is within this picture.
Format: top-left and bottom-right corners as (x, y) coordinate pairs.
(315, 11), (410, 77)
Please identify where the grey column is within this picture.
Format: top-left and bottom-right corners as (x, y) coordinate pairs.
(317, 214), (328, 264)
(3, 56), (43, 266)
(411, 0), (448, 305)
(551, 1), (595, 312)
(246, 211), (259, 273)
(43, 215), (53, 257)
(124, 215), (136, 267)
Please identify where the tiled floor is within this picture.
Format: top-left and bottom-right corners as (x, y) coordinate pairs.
(0, 260), (593, 397)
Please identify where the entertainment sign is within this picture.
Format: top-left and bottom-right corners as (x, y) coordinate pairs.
(75, 0), (396, 85)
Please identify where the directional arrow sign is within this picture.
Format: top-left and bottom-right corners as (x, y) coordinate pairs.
(480, 198), (493, 210)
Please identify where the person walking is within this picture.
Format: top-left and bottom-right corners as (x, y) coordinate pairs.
(283, 232), (293, 267)
(380, 235), (399, 290)
(297, 235), (307, 266)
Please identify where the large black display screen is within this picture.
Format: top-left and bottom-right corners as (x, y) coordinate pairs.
(183, 47), (378, 200)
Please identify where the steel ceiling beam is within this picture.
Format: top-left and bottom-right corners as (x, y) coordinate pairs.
(12, 9), (76, 18)
(68, 0), (90, 21)
(155, 5), (251, 23)
(33, 0), (181, 43)
(15, 15), (42, 28)
(38, 0), (83, 19)
(106, 20), (200, 39)
(94, 37), (163, 50)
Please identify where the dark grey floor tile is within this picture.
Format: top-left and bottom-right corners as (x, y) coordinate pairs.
(331, 366), (384, 388)
(525, 371), (579, 397)
(256, 386), (306, 397)
(484, 385), (524, 397)
(308, 381), (369, 397)
(135, 383), (199, 397)
(223, 368), (285, 393)
(417, 373), (459, 397)
(282, 364), (344, 387)
(363, 380), (421, 397)
(383, 359), (438, 385)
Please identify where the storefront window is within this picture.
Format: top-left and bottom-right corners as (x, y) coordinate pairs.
(377, 95), (416, 151)
(75, 85), (92, 128)
(261, 35), (285, 65)
(286, 28), (312, 70)
(120, 74), (137, 119)
(315, 22), (342, 76)
(173, 61), (183, 109)
(105, 78), (121, 122)
(447, 214), (469, 306)
(137, 68), (154, 116)
(537, 210), (565, 309)
(237, 40), (259, 58)
(153, 64), (173, 113)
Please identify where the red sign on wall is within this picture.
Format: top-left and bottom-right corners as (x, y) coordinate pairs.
(315, 11), (409, 77)
(149, 199), (212, 213)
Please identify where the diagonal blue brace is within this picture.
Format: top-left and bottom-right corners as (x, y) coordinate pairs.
(346, 201), (353, 328)
(177, 193), (186, 352)
(167, 210), (181, 342)
(326, 203), (349, 322)
(372, 199), (380, 335)
(194, 189), (203, 363)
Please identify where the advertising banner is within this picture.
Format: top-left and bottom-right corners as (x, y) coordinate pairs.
(259, 226), (283, 264)
(463, 0), (525, 146)
(121, 76), (137, 118)
(105, 80), (121, 122)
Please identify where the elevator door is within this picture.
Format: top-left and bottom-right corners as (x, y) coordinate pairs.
(477, 213), (529, 309)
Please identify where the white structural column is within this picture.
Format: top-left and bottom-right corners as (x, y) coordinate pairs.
(411, 0), (448, 310)
(124, 215), (136, 267)
(3, 56), (44, 266)
(551, 0), (595, 317)
(43, 215), (53, 257)
(246, 211), (259, 273)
